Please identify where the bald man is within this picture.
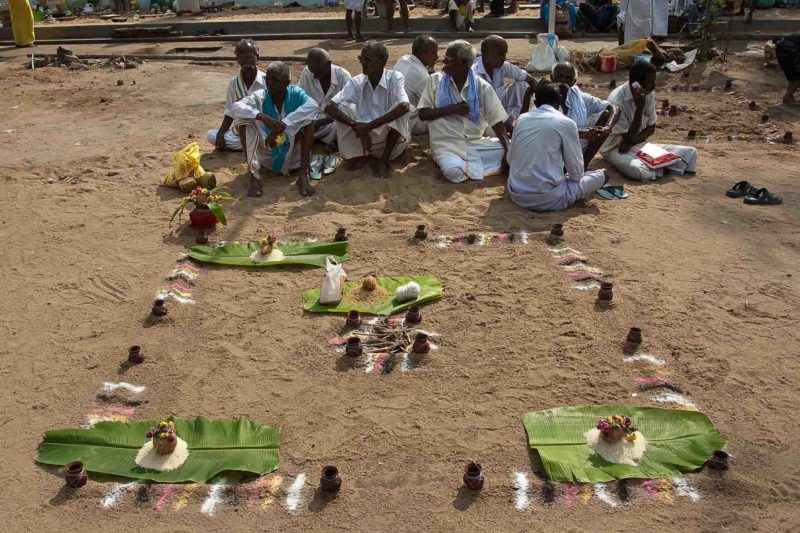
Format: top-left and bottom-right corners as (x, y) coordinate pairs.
(394, 35), (438, 134)
(298, 47), (352, 146)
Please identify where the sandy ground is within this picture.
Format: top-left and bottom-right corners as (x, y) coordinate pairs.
(1, 38), (799, 531)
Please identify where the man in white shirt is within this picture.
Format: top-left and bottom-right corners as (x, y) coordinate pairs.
(393, 35), (438, 135)
(325, 41), (411, 179)
(418, 40), (509, 184)
(207, 39), (266, 152)
(507, 82), (607, 211)
(472, 35), (536, 130)
(297, 47), (352, 146)
(599, 61), (698, 182)
(231, 61), (319, 197)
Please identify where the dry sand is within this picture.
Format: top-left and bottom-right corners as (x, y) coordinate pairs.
(1, 38), (799, 531)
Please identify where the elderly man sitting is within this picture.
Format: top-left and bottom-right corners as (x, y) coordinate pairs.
(297, 47), (352, 147)
(507, 82), (607, 211)
(550, 61), (619, 169)
(325, 40), (411, 179)
(417, 40), (509, 183)
(394, 35), (438, 135)
(600, 61), (698, 182)
(207, 39), (266, 152)
(231, 61), (318, 197)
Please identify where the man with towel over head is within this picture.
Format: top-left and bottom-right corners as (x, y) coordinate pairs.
(417, 40), (509, 183)
(298, 47), (352, 147)
(231, 61), (318, 197)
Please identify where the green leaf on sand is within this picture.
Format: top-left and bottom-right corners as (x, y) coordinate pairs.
(188, 240), (350, 268)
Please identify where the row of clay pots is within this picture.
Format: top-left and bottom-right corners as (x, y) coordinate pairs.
(345, 307), (423, 330)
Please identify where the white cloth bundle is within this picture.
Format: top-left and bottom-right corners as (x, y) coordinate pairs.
(395, 281), (420, 303)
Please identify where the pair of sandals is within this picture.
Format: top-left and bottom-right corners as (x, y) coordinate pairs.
(726, 181), (783, 205)
(310, 154), (340, 181)
(597, 185), (629, 200)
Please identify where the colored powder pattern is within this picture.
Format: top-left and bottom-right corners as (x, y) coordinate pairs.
(650, 392), (697, 410)
(573, 280), (602, 291)
(560, 483), (580, 504)
(623, 354), (666, 366)
(593, 483), (621, 507)
(633, 375), (668, 386)
(567, 271), (604, 281)
(173, 484), (199, 510)
(672, 478), (701, 502)
(284, 473), (306, 514)
(434, 231), (531, 248)
(581, 484), (593, 504)
(101, 482), (138, 508)
(155, 484), (180, 510)
(512, 471), (531, 510)
(102, 382), (145, 394)
(259, 475), (284, 509)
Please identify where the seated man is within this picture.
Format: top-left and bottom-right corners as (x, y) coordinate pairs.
(577, 0), (618, 33)
(297, 47), (352, 146)
(507, 82), (607, 211)
(550, 61), (620, 169)
(472, 35), (536, 129)
(207, 39), (266, 152)
(599, 61), (698, 182)
(417, 40), (509, 184)
(325, 41), (411, 179)
(393, 35), (438, 135)
(448, 0), (476, 33)
(231, 61), (318, 197)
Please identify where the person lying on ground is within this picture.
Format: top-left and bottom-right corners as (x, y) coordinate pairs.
(577, 0), (618, 33)
(771, 34), (800, 106)
(448, 0), (476, 33)
(417, 39), (509, 184)
(325, 41), (411, 180)
(344, 0), (365, 42)
(207, 39), (265, 152)
(298, 47), (352, 149)
(599, 60), (698, 182)
(472, 35), (536, 132)
(394, 35), (439, 135)
(231, 61), (318, 197)
(507, 82), (608, 211)
(611, 37), (685, 69)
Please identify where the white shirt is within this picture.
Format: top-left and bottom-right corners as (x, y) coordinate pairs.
(331, 69), (410, 123)
(224, 70), (266, 118)
(393, 54), (430, 108)
(599, 81), (657, 157)
(562, 85), (611, 149)
(472, 56), (529, 98)
(297, 64), (352, 120)
(231, 87), (319, 137)
(418, 72), (508, 160)
(507, 104), (585, 198)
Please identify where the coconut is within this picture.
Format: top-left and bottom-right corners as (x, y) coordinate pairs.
(362, 275), (377, 292)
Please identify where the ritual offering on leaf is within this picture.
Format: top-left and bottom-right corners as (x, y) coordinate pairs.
(188, 240), (350, 268)
(304, 275), (442, 315)
(250, 235), (285, 263)
(394, 281), (421, 303)
(135, 420), (190, 472)
(343, 275), (389, 306)
(585, 415), (647, 466)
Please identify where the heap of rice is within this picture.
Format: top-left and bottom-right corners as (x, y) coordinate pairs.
(344, 285), (389, 306)
(134, 437), (190, 471)
(249, 248), (285, 263)
(585, 429), (647, 466)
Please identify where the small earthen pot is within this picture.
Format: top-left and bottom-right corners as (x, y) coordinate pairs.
(550, 224), (564, 237)
(334, 228), (348, 242)
(597, 282), (614, 302)
(412, 333), (430, 354)
(466, 233), (477, 245)
(320, 465), (342, 493)
(687, 129), (697, 139)
(128, 345), (144, 364)
(65, 461), (88, 489)
(761, 113), (769, 123)
(346, 310), (361, 328)
(626, 327), (643, 345)
(784, 131), (793, 143)
(405, 306), (422, 325)
(707, 450), (730, 471)
(661, 98), (670, 109)
(345, 337), (363, 357)
(151, 298), (167, 317)
(602, 428), (626, 443)
(609, 79), (617, 89)
(724, 79), (733, 90)
(463, 462), (484, 490)
(153, 436), (177, 455)
(748, 100), (757, 110)
(668, 105), (678, 117)
(195, 230), (209, 245)
(414, 224), (428, 240)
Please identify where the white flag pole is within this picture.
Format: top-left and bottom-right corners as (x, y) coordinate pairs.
(548, 0), (557, 34)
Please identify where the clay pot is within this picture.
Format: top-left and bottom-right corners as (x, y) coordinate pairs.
(153, 435), (177, 455)
(668, 105), (678, 117)
(597, 282), (614, 302)
(345, 337), (363, 357)
(65, 461), (88, 488)
(687, 130), (697, 139)
(602, 428), (626, 443)
(463, 462), (484, 490)
(405, 306), (422, 324)
(707, 450), (729, 470)
(761, 113), (769, 123)
(748, 100), (757, 110)
(550, 224), (564, 237)
(189, 204), (217, 231)
(626, 327), (643, 344)
(414, 224), (428, 240)
(128, 345), (144, 364)
(195, 231), (209, 245)
(346, 310), (361, 328)
(784, 131), (793, 143)
(466, 233), (477, 245)
(661, 98), (670, 109)
(320, 465), (342, 493)
(724, 79), (733, 90)
(334, 228), (348, 242)
(151, 298), (167, 317)
(609, 79), (617, 89)
(411, 333), (430, 354)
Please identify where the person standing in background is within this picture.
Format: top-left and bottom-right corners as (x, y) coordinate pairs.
(8, 0), (35, 47)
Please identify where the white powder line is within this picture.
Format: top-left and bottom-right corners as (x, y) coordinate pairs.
(548, 247), (583, 255)
(561, 264), (602, 274)
(672, 478), (701, 502)
(363, 354), (375, 374)
(512, 471), (531, 510)
(101, 482), (138, 508)
(573, 280), (602, 291)
(435, 236), (449, 249)
(650, 392), (697, 409)
(165, 270), (198, 282)
(284, 473), (307, 514)
(156, 291), (195, 305)
(593, 483), (621, 507)
(519, 230), (529, 244)
(623, 354), (666, 366)
(477, 233), (488, 246)
(201, 484), (225, 516)
(400, 353), (410, 372)
(102, 382), (145, 394)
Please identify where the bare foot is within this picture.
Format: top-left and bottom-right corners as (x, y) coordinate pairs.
(297, 173), (316, 196)
(343, 157), (370, 171)
(783, 97), (799, 107)
(376, 161), (393, 179)
(355, 34), (366, 42)
(247, 176), (263, 197)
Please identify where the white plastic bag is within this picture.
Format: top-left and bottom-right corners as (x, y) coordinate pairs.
(320, 257), (347, 305)
(527, 33), (560, 72)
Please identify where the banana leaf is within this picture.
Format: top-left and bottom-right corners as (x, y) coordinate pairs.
(522, 406), (725, 483)
(36, 416), (280, 483)
(303, 275), (442, 315)
(188, 241), (350, 268)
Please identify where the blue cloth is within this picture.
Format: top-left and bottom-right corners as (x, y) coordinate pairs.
(436, 71), (481, 124)
(261, 84), (309, 172)
(540, 0), (577, 30)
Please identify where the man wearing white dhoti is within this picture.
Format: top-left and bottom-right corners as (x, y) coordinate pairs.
(472, 35), (536, 130)
(231, 61), (319, 197)
(507, 82), (607, 211)
(207, 39), (266, 152)
(298, 47), (352, 147)
(394, 35), (438, 135)
(618, 0), (652, 44)
(417, 40), (509, 184)
(325, 41), (411, 179)
(600, 61), (698, 182)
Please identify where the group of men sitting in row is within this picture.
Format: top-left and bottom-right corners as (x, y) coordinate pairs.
(206, 35), (697, 210)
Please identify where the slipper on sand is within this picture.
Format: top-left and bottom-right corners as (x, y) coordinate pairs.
(726, 180), (758, 198)
(597, 185), (629, 200)
(743, 188), (782, 205)
(310, 155), (324, 181)
(323, 154), (340, 175)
